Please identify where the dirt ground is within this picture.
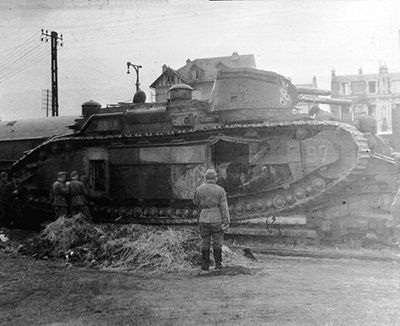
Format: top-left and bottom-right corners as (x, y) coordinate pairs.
(2, 243), (400, 326)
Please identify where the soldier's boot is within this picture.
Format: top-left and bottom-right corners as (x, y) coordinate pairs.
(201, 249), (210, 271)
(214, 247), (224, 269)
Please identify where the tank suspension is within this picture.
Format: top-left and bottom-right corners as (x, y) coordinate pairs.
(232, 177), (327, 217)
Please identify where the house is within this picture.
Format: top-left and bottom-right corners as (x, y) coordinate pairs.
(150, 52), (256, 102)
(331, 64), (400, 149)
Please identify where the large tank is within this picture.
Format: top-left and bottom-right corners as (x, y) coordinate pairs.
(10, 68), (400, 238)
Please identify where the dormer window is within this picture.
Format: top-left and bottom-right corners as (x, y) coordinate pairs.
(192, 69), (200, 80)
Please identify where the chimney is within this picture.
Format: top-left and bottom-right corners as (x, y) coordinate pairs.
(186, 59), (191, 65)
(312, 75), (317, 88)
(162, 64), (168, 73)
(232, 52), (239, 60)
(331, 68), (336, 78)
(379, 63), (388, 74)
(359, 67), (363, 75)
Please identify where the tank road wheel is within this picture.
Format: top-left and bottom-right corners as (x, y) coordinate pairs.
(126, 209), (134, 218)
(294, 188), (306, 201)
(133, 207), (143, 218)
(119, 207), (128, 217)
(305, 185), (313, 194)
(246, 203), (254, 211)
(149, 207), (159, 218)
(312, 178), (326, 192)
(165, 207), (174, 218)
(285, 194), (293, 203)
(234, 203), (246, 216)
(273, 195), (286, 208)
(182, 208), (191, 218)
(192, 209), (199, 219)
(254, 200), (266, 212)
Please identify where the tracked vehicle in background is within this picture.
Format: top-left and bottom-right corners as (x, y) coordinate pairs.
(10, 68), (399, 238)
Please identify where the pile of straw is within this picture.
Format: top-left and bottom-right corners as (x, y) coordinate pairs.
(29, 215), (256, 273)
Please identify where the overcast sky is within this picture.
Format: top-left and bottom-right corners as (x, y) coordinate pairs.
(0, 0), (399, 121)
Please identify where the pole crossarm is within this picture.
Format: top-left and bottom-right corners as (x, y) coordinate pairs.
(127, 62), (142, 92)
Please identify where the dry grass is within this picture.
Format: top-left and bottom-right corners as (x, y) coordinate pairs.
(29, 216), (258, 273)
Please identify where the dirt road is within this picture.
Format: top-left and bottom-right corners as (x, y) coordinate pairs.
(1, 251), (400, 326)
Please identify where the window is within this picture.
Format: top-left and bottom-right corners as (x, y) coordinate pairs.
(192, 70), (200, 80)
(391, 80), (400, 94)
(340, 82), (351, 95)
(368, 81), (376, 93)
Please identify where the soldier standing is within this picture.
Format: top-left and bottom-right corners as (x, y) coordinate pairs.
(68, 171), (92, 222)
(51, 171), (69, 219)
(193, 169), (230, 271)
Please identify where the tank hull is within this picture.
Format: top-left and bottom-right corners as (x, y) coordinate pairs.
(9, 68), (400, 239)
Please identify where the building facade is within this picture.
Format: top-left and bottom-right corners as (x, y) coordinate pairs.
(331, 64), (400, 149)
(150, 52), (256, 103)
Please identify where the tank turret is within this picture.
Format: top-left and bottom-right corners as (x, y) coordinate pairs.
(210, 68), (298, 123)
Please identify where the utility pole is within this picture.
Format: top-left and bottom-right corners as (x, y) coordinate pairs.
(41, 29), (63, 116)
(126, 62), (142, 92)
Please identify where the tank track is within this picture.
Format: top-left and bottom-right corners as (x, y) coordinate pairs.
(11, 120), (373, 229)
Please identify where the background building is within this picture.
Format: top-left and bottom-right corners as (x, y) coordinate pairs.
(150, 52), (256, 103)
(331, 64), (400, 149)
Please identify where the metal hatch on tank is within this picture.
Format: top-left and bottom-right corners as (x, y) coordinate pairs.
(8, 67), (400, 240)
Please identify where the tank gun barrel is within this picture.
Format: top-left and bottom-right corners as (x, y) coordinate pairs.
(297, 94), (352, 106)
(296, 87), (331, 96)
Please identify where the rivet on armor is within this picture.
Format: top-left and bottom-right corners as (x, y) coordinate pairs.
(273, 195), (286, 208)
(294, 188), (306, 201)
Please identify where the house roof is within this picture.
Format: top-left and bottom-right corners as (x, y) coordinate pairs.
(149, 67), (187, 89)
(149, 53), (257, 88)
(177, 52), (256, 82)
(332, 72), (400, 82)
